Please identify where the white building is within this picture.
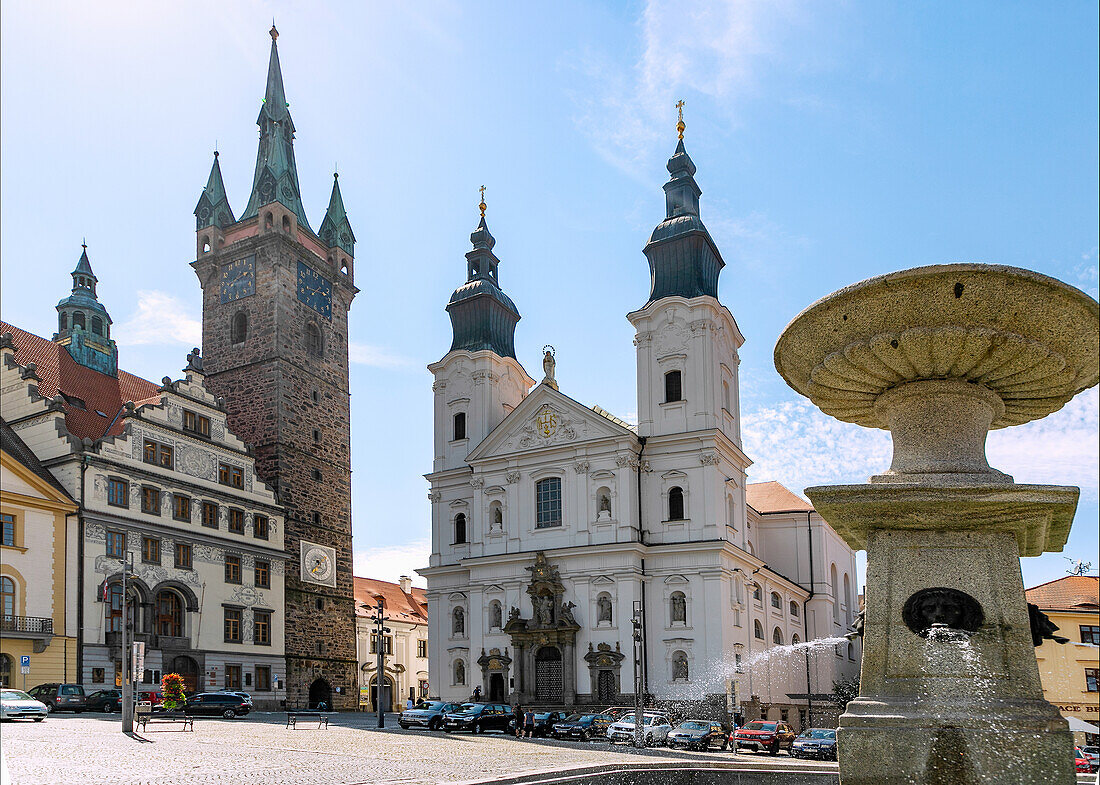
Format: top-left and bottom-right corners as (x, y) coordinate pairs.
(419, 135), (860, 726)
(354, 575), (429, 712)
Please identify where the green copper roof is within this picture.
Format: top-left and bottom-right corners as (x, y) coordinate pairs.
(318, 173), (355, 256)
(240, 29), (311, 231)
(194, 151), (236, 230)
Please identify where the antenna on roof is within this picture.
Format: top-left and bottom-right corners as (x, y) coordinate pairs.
(1065, 557), (1093, 576)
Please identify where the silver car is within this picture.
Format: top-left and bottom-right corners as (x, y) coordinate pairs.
(0, 689), (48, 721)
(606, 713), (673, 746)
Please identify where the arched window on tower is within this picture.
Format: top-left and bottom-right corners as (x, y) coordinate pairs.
(59, 312), (68, 331)
(91, 316), (104, 336)
(773, 627), (783, 645)
(754, 619), (764, 640)
(231, 312), (248, 344)
(73, 312), (86, 330)
(664, 370), (682, 403)
(453, 513), (467, 545)
(771, 591), (782, 609)
(306, 323), (322, 358)
(668, 486), (685, 521)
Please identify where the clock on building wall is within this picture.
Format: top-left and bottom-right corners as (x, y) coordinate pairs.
(296, 261), (332, 319)
(301, 540), (337, 587)
(220, 256), (256, 303)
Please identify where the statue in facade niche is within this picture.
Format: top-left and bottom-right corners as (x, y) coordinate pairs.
(597, 595), (613, 624)
(534, 594), (554, 627)
(597, 494), (612, 521)
(559, 600), (578, 626)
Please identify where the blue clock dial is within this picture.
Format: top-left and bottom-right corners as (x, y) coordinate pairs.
(219, 256), (256, 303)
(296, 261), (332, 319)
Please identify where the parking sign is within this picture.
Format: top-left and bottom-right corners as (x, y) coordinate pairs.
(20, 655), (30, 674)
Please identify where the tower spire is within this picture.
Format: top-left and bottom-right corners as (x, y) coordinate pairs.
(319, 171), (355, 257)
(240, 27), (311, 230)
(55, 243), (118, 376)
(194, 149), (236, 230)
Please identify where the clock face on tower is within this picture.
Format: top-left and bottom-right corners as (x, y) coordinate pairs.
(296, 261), (332, 319)
(301, 540), (337, 587)
(220, 256), (256, 303)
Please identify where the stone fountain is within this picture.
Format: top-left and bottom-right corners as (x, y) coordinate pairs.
(774, 264), (1099, 785)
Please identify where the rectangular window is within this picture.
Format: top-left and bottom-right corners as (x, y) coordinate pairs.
(224, 608), (241, 643)
(172, 494), (191, 521)
(1087, 668), (1099, 693)
(183, 410), (211, 437)
(664, 370), (683, 403)
(225, 664), (242, 689)
(106, 530), (126, 559)
(370, 634), (393, 655)
(255, 665), (272, 692)
(91, 668), (105, 684)
(107, 477), (129, 508)
(143, 440), (174, 469)
(453, 412), (466, 440)
(141, 486), (161, 515)
(225, 554), (241, 584)
(219, 463), (244, 489)
(417, 639), (427, 658)
(255, 560), (270, 589)
(254, 610), (272, 646)
(1081, 626), (1100, 646)
(1, 513), (15, 547)
(202, 502), (218, 528)
(535, 477), (563, 528)
(228, 509), (244, 534)
(174, 542), (192, 570)
(141, 537), (160, 564)
(253, 515), (269, 540)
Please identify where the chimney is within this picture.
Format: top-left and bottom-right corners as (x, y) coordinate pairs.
(399, 575), (412, 594)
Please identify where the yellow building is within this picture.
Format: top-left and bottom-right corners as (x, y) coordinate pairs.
(1, 419), (78, 689)
(1026, 575), (1100, 746)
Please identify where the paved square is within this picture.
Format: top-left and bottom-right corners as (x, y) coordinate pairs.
(1, 713), (837, 784)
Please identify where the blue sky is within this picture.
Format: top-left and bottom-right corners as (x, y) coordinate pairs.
(2, 1), (1096, 590)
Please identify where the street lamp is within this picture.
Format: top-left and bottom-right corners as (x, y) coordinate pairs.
(119, 551), (134, 734)
(363, 598), (391, 728)
(631, 602), (644, 748)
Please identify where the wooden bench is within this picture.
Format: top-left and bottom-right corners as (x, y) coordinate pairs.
(286, 711), (330, 729)
(135, 712), (194, 732)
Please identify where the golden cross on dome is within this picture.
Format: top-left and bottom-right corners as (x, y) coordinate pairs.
(479, 185), (487, 218)
(676, 99), (686, 140)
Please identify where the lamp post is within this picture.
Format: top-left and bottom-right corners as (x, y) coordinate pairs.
(631, 602), (644, 747)
(365, 597), (391, 728)
(120, 551), (134, 734)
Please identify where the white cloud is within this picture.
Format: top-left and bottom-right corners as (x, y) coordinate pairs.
(114, 290), (202, 347)
(743, 387), (1100, 502)
(348, 341), (413, 368)
(353, 538), (431, 586)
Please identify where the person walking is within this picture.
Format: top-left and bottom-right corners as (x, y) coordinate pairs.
(406, 696), (414, 711)
(513, 704), (524, 738)
(523, 707), (536, 739)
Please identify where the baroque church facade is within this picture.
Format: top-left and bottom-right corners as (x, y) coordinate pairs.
(190, 27), (359, 709)
(420, 129), (861, 725)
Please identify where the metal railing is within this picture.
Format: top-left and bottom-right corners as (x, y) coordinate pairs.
(0, 615), (53, 635)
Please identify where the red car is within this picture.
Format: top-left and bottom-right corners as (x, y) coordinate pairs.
(1076, 747), (1097, 774)
(733, 720), (797, 756)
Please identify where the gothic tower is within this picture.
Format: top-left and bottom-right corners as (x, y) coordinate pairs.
(191, 27), (358, 709)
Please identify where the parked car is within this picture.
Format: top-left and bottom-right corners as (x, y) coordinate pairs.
(26, 683), (86, 713)
(85, 689), (123, 713)
(399, 701), (462, 730)
(0, 689), (48, 721)
(549, 713), (613, 741)
(1075, 747), (1095, 774)
(666, 719), (729, 751)
(213, 690), (252, 706)
(733, 720), (796, 756)
(512, 711), (569, 737)
(606, 713), (673, 746)
(441, 702), (512, 733)
(183, 692), (252, 718)
(1081, 746), (1099, 771)
(790, 728), (838, 760)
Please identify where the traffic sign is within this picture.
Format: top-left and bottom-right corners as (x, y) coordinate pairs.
(20, 655), (30, 674)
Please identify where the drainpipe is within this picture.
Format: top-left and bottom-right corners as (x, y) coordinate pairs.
(76, 454), (88, 685)
(803, 511), (815, 728)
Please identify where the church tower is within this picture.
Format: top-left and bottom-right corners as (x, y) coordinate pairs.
(627, 109), (744, 446)
(191, 27), (359, 709)
(54, 244), (119, 377)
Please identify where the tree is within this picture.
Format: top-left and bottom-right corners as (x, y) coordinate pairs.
(161, 673), (187, 711)
(831, 675), (859, 709)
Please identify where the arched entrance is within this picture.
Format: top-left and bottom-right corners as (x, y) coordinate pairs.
(171, 656), (199, 694)
(369, 675), (393, 713)
(489, 672), (505, 702)
(309, 678), (333, 710)
(535, 646), (562, 703)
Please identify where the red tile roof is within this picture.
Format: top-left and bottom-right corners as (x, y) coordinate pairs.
(1025, 575), (1100, 613)
(747, 481), (815, 514)
(2, 321), (161, 441)
(354, 576), (428, 624)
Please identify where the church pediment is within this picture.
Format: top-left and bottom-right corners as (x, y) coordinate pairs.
(467, 383), (637, 463)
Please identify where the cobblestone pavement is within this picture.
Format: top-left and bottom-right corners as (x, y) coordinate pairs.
(1, 712), (837, 785)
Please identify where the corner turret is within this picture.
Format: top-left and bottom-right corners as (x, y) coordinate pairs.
(54, 243), (118, 376)
(194, 150), (235, 231)
(319, 172), (355, 262)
